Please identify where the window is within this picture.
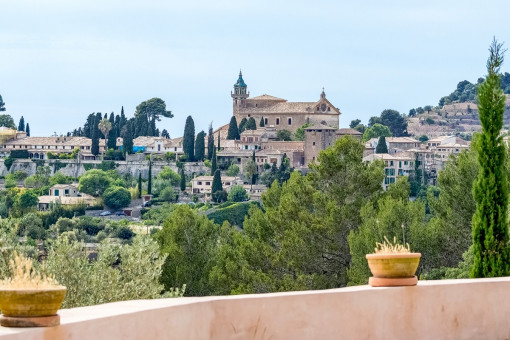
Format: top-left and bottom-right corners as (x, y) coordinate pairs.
(288, 118), (292, 125)
(64, 189), (69, 196)
(198, 181), (202, 185)
(264, 118), (268, 125)
(404, 161), (408, 165)
(390, 161), (394, 166)
(276, 118), (280, 125)
(205, 182), (210, 185)
(54, 189), (59, 196)
(313, 142), (316, 146)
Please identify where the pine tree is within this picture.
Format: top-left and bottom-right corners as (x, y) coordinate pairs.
(148, 160), (152, 195)
(161, 129), (170, 139)
(18, 116), (25, 132)
(260, 117), (265, 127)
(376, 136), (388, 154)
(238, 117), (247, 133)
(211, 169), (222, 194)
(211, 147), (217, 174)
(25, 123), (30, 136)
(472, 39), (510, 277)
(138, 172), (142, 198)
(195, 131), (206, 161)
(183, 115), (195, 161)
(207, 123), (214, 160)
(180, 167), (186, 192)
(246, 117), (256, 130)
(227, 116), (240, 140)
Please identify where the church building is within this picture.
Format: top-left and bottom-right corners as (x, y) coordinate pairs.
(231, 71), (341, 133)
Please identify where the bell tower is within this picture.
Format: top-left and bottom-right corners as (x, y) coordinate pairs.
(231, 70), (249, 112)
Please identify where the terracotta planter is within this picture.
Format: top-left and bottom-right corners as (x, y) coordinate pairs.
(366, 253), (421, 287)
(0, 287), (66, 327)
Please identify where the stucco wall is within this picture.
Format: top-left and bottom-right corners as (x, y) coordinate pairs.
(2, 278), (510, 340)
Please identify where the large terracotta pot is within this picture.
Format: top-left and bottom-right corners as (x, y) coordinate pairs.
(366, 253), (421, 286)
(0, 287), (66, 317)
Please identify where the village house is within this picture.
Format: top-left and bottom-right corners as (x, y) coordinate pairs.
(363, 152), (415, 190)
(38, 183), (97, 210)
(191, 175), (243, 197)
(365, 137), (421, 155)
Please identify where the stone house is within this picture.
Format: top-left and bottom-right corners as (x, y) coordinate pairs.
(38, 183), (97, 210)
(191, 176), (242, 197)
(363, 152), (415, 190)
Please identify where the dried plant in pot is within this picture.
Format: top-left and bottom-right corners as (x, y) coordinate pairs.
(366, 237), (421, 287)
(0, 252), (66, 327)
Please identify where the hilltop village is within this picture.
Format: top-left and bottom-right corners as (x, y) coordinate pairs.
(0, 71), (473, 210)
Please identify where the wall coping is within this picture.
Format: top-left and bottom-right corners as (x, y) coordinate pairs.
(1, 277), (510, 339)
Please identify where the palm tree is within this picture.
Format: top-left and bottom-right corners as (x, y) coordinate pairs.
(98, 118), (112, 157)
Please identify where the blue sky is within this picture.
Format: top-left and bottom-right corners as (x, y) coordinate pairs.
(1, 0), (510, 137)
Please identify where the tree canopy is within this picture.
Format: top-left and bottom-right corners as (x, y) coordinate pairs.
(183, 116), (195, 161)
(362, 123), (392, 142)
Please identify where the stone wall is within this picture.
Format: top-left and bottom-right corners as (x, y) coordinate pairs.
(0, 159), (207, 179)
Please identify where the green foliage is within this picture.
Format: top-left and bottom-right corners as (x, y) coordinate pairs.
(276, 129), (292, 141)
(157, 167), (180, 186)
(0, 114), (15, 129)
(380, 109), (408, 137)
(134, 98), (173, 136)
(17, 190), (38, 211)
(418, 135), (429, 143)
(259, 154), (291, 186)
(212, 169), (222, 194)
(425, 117), (435, 125)
(138, 173), (142, 198)
(226, 164), (240, 177)
(207, 202), (257, 227)
(3, 157), (14, 171)
(244, 160), (258, 185)
(104, 149), (124, 160)
(245, 117), (256, 130)
(103, 186), (131, 210)
(211, 147), (217, 174)
(238, 117), (247, 133)
(183, 116), (195, 161)
(180, 167), (186, 192)
(227, 116), (240, 140)
(471, 40), (510, 277)
(293, 123), (312, 141)
(212, 190), (227, 203)
(195, 131), (206, 161)
(17, 213), (44, 238)
(207, 123), (215, 160)
(159, 187), (177, 202)
(375, 136), (388, 154)
(227, 185), (248, 202)
(78, 169), (114, 196)
(9, 150), (29, 159)
(362, 123), (392, 142)
(438, 80), (477, 106)
(147, 161), (152, 195)
(157, 205), (219, 295)
(45, 234), (180, 308)
(259, 117), (265, 127)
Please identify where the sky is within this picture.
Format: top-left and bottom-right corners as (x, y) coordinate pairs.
(2, 0), (510, 138)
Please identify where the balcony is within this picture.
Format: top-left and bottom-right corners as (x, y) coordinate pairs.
(1, 277), (509, 339)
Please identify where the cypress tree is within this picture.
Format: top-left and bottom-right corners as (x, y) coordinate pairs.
(217, 131), (221, 149)
(260, 117), (265, 127)
(0, 95), (5, 111)
(195, 131), (206, 161)
(211, 147), (217, 174)
(183, 115), (195, 161)
(18, 116), (25, 132)
(207, 123), (214, 160)
(122, 120), (134, 155)
(91, 117), (100, 156)
(376, 136), (388, 154)
(472, 39), (510, 278)
(211, 169), (222, 194)
(107, 112), (117, 150)
(245, 117), (256, 130)
(25, 123), (30, 136)
(227, 116), (240, 140)
(180, 167), (186, 192)
(138, 172), (142, 198)
(238, 117), (247, 133)
(148, 160), (152, 195)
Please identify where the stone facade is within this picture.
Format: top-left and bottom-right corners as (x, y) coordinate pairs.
(231, 72), (340, 133)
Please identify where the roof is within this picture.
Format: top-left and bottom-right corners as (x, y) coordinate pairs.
(336, 128), (362, 135)
(192, 175), (239, 182)
(50, 183), (78, 190)
(1, 136), (104, 147)
(234, 71), (247, 88)
(38, 195), (96, 205)
(250, 94), (287, 102)
(217, 149), (253, 156)
(239, 101), (319, 114)
(428, 136), (454, 143)
(386, 137), (420, 143)
(363, 152), (415, 162)
(305, 123), (336, 130)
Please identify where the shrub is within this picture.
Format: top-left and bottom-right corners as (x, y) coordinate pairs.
(227, 185), (249, 202)
(207, 202), (260, 228)
(117, 227), (135, 240)
(103, 186), (131, 210)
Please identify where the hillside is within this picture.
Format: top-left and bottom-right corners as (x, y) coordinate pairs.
(407, 95), (510, 139)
